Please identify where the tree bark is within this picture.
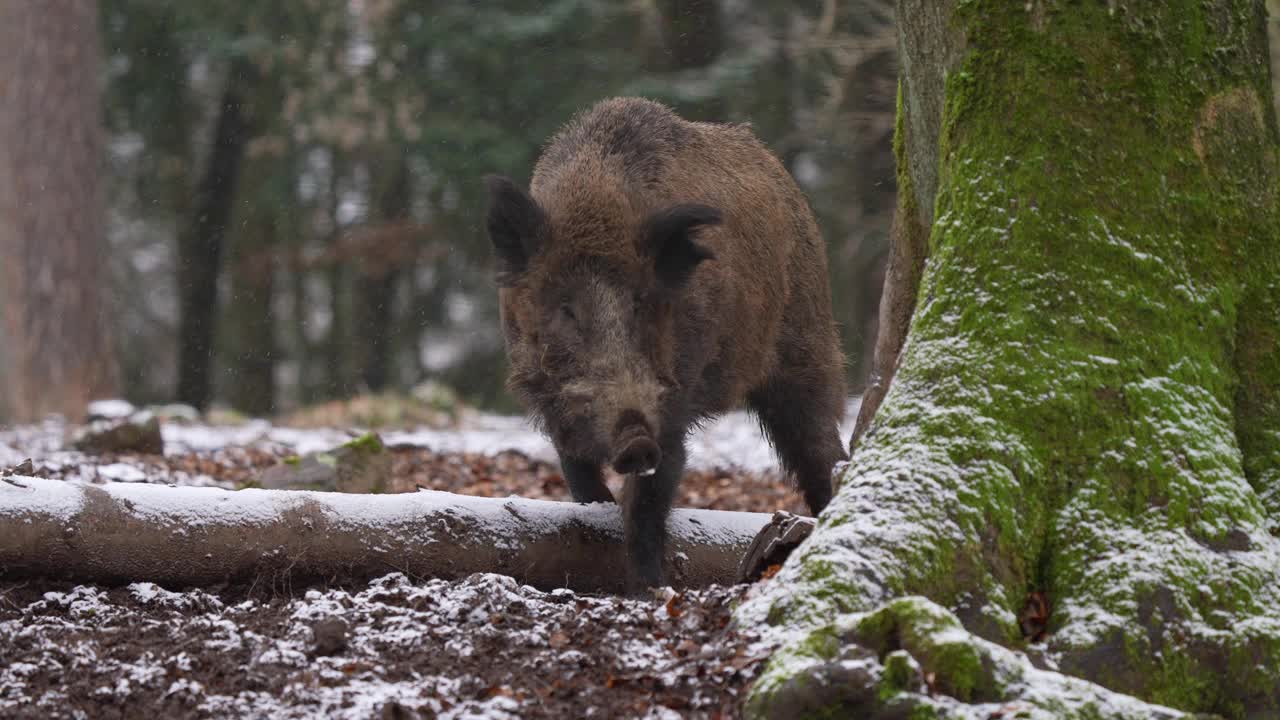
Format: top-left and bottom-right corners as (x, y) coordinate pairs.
(654, 0), (723, 71)
(851, 0), (964, 446)
(354, 154), (412, 393)
(0, 476), (771, 594)
(223, 192), (278, 417)
(222, 70), (285, 417)
(175, 60), (255, 412)
(652, 0), (726, 120)
(0, 0), (118, 423)
(326, 262), (355, 397)
(324, 151), (356, 399)
(739, 2), (1280, 718)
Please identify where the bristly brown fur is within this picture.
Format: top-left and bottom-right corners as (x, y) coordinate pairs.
(487, 97), (848, 590)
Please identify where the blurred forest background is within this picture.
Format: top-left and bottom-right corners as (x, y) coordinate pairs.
(1, 0), (902, 423)
(0, 0), (915, 422)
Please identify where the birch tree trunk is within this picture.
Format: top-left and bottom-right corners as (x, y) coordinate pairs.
(740, 2), (1280, 718)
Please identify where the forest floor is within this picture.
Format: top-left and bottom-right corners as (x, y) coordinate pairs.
(0, 399), (856, 719)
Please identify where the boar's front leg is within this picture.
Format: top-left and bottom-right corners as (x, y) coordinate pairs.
(621, 430), (686, 591)
(559, 456), (615, 504)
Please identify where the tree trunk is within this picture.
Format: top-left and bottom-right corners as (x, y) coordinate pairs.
(223, 188), (278, 416)
(222, 69), (286, 417)
(0, 0), (117, 423)
(739, 2), (1280, 718)
(326, 262), (355, 398)
(0, 476), (771, 594)
(652, 0), (727, 120)
(324, 151), (356, 399)
(654, 0), (722, 70)
(850, 0), (962, 446)
(353, 155), (411, 393)
(354, 270), (397, 392)
(175, 60), (255, 412)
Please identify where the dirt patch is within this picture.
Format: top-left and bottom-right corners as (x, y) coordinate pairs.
(0, 574), (769, 719)
(386, 446), (806, 516)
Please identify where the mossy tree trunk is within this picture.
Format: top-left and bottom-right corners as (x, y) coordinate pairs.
(740, 2), (1280, 718)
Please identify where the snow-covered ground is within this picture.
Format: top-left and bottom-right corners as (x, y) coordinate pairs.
(163, 398), (863, 470)
(0, 398), (861, 718)
(0, 573), (767, 719)
(0, 398), (863, 484)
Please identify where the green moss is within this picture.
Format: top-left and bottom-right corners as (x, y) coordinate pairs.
(925, 5), (1276, 712)
(340, 432), (385, 455)
(1143, 647), (1220, 714)
(751, 597), (1208, 719)
(908, 705), (941, 720)
(881, 650), (919, 700)
(744, 624), (841, 715)
(282, 454), (301, 466)
(798, 622), (842, 661)
(859, 598), (997, 703)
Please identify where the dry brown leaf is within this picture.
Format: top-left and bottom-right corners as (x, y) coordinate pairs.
(665, 592), (685, 618)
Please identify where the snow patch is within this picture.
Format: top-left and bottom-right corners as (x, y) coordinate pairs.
(95, 463), (148, 483)
(86, 399), (137, 419)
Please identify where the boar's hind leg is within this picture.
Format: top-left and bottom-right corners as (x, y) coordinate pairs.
(560, 456), (615, 504)
(749, 372), (847, 516)
(622, 433), (686, 591)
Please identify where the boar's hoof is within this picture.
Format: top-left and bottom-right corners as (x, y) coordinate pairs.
(612, 436), (661, 476)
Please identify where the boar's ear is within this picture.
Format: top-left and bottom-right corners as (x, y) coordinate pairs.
(644, 203), (721, 289)
(485, 175), (547, 284)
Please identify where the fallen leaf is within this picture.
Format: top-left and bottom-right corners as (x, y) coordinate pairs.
(657, 692), (689, 709)
(1019, 591), (1051, 642)
(675, 639), (700, 656)
(665, 593), (685, 618)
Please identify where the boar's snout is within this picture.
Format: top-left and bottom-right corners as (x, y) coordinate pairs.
(611, 410), (661, 476)
(612, 435), (661, 476)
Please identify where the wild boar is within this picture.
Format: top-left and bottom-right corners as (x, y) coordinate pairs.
(485, 97), (847, 589)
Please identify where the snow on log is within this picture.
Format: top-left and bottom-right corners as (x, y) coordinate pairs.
(0, 476), (774, 593)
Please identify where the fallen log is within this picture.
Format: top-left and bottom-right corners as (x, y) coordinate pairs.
(0, 476), (776, 593)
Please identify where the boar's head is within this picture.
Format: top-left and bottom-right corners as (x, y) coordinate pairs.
(484, 175), (720, 476)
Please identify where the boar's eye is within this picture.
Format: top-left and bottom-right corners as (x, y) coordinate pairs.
(559, 303), (576, 323)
